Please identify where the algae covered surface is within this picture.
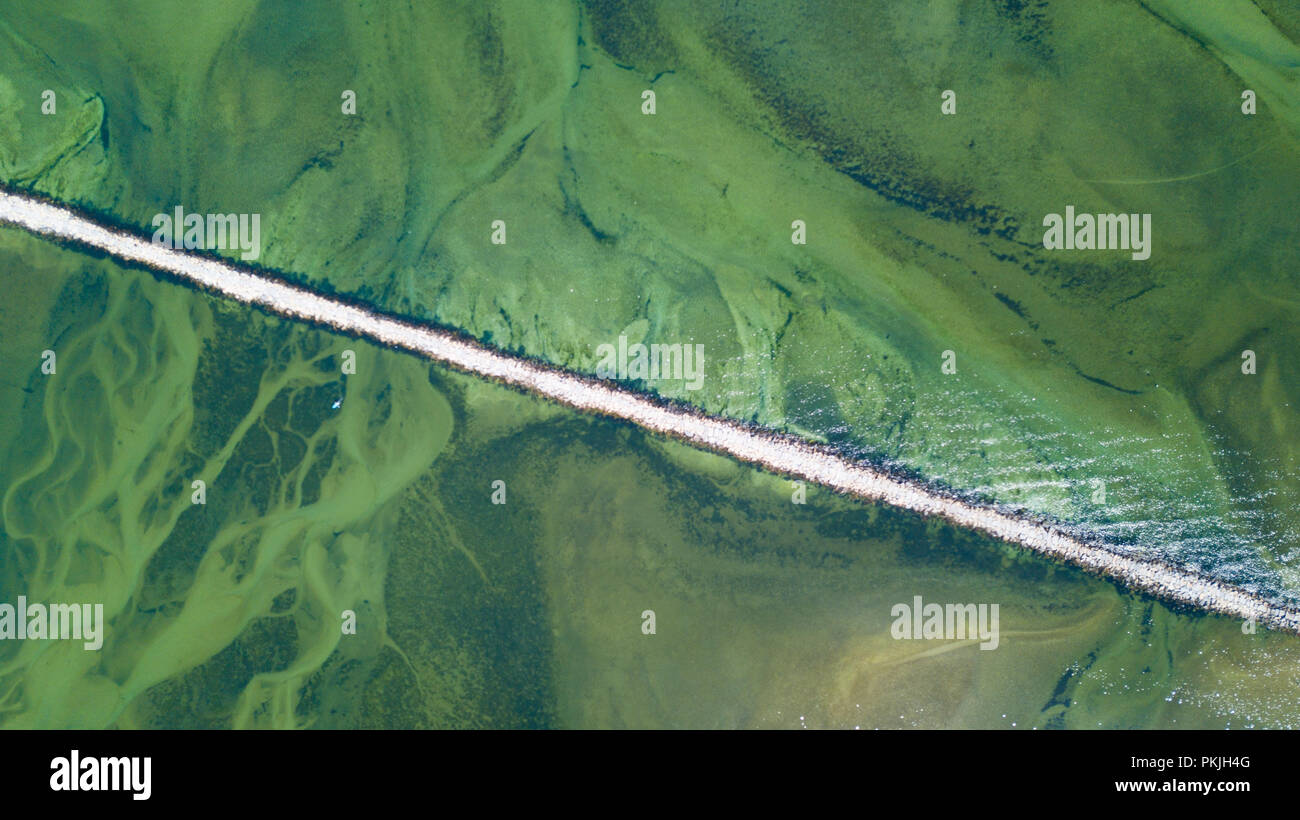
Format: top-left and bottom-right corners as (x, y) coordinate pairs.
(0, 0), (1299, 727)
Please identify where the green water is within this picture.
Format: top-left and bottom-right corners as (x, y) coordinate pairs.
(1, 229), (1297, 728)
(3, 0), (1297, 596)
(0, 0), (1298, 726)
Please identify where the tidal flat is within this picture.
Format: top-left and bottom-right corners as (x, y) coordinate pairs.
(0, 0), (1297, 727)
(0, 231), (1297, 728)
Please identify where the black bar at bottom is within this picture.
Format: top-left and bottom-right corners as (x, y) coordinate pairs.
(3, 729), (1281, 807)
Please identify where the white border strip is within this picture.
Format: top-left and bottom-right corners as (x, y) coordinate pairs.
(3, 188), (1297, 633)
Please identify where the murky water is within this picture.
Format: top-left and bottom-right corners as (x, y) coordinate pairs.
(0, 0), (1297, 727)
(1, 232), (1297, 728)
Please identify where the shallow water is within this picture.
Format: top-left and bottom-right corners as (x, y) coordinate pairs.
(0, 230), (1296, 728)
(0, 0), (1297, 727)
